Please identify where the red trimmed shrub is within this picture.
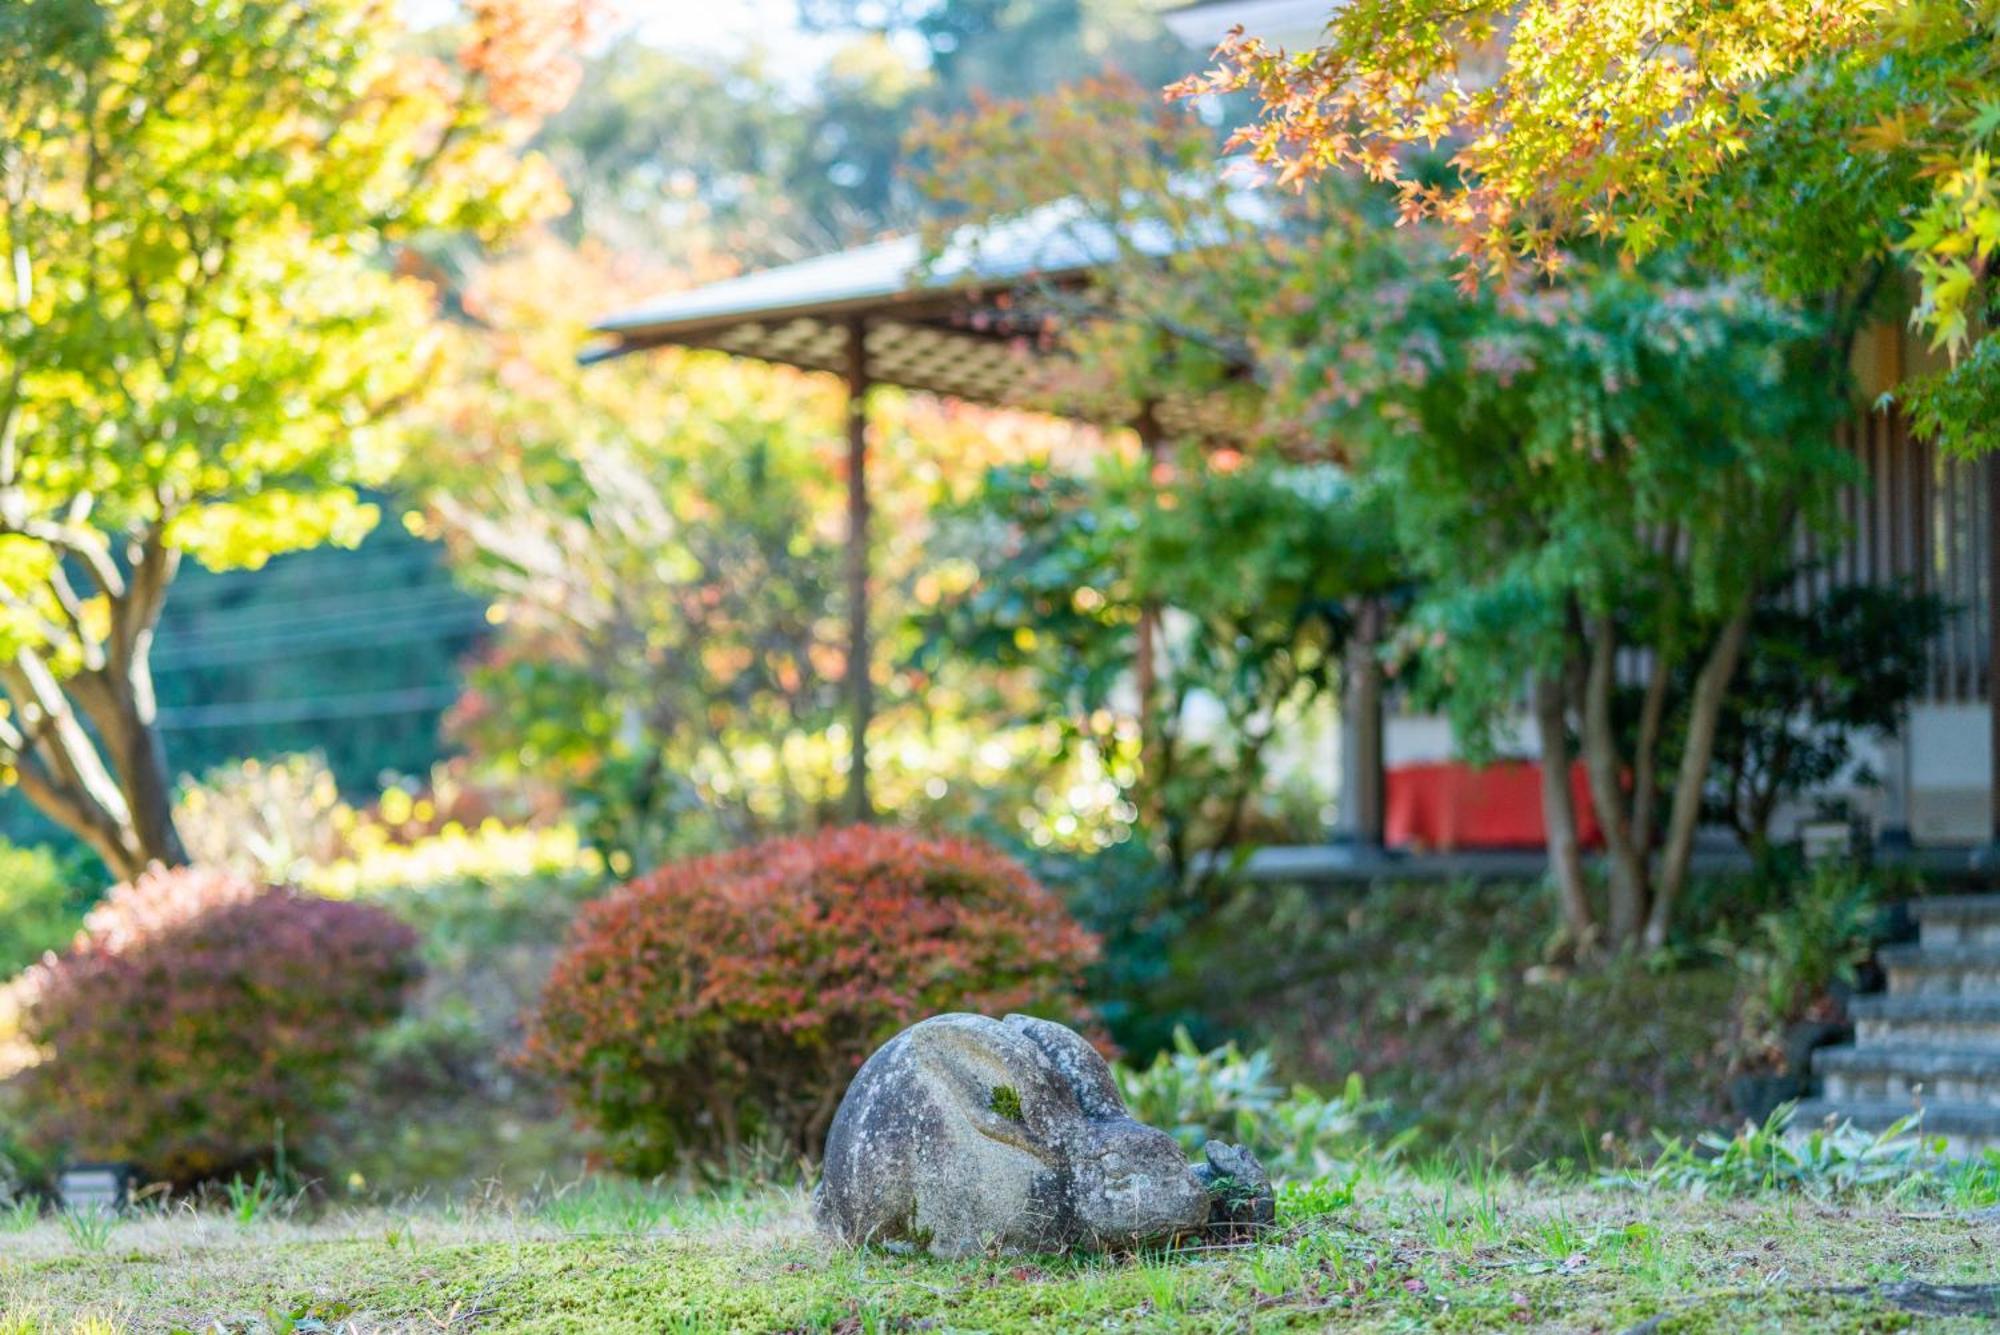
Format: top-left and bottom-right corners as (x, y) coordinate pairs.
(524, 825), (1099, 1172)
(15, 866), (420, 1185)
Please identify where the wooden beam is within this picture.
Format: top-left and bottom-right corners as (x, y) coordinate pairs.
(846, 317), (873, 824)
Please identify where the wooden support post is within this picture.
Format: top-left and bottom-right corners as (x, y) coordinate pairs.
(1333, 596), (1387, 850)
(1988, 453), (1999, 847)
(1134, 406), (1162, 734)
(846, 317), (873, 823)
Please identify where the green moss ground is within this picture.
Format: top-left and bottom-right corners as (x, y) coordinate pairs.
(1, 1172), (1994, 1333)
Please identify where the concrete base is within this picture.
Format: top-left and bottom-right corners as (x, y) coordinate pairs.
(1239, 841), (2000, 886)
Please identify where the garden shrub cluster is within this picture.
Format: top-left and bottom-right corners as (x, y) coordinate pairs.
(14, 866), (421, 1186)
(525, 825), (1100, 1174)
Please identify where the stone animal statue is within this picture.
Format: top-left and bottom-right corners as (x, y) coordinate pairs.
(813, 1012), (1273, 1257)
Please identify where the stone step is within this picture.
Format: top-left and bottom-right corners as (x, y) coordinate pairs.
(1913, 895), (2000, 948)
(1852, 994), (2000, 1049)
(1813, 1043), (2000, 1104)
(1880, 943), (2000, 997)
(1791, 1097), (2000, 1156)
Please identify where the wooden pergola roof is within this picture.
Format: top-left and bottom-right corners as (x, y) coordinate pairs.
(588, 235), (1071, 408)
(582, 203), (1252, 440)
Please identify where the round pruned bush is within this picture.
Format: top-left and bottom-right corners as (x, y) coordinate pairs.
(524, 825), (1100, 1174)
(14, 866), (420, 1186)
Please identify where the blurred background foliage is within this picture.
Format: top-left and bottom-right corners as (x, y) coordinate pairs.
(0, 0), (1969, 1202)
(0, 0), (1260, 891)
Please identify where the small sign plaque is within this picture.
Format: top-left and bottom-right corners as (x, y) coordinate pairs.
(56, 1163), (130, 1212)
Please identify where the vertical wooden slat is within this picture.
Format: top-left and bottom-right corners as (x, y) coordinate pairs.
(1913, 420), (1931, 597)
(1962, 455), (1975, 702)
(1964, 455), (1981, 702)
(1886, 413), (1905, 583)
(1928, 435), (1943, 699)
(844, 316), (872, 822)
(1944, 437), (1961, 701)
(1843, 427), (1860, 587)
(1981, 454), (1994, 706)
(1866, 416), (1883, 584)
(1942, 454), (1958, 700)
(1988, 453), (2000, 838)
(1952, 453), (1968, 699)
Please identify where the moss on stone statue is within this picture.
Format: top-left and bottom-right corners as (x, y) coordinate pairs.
(988, 1083), (1024, 1122)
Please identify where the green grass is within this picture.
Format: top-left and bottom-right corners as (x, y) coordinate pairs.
(1, 1169), (1993, 1333)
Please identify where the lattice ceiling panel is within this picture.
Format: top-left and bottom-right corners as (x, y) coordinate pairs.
(680, 316), (1250, 444)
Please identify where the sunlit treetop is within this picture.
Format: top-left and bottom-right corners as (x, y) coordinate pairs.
(1175, 0), (2000, 445)
(0, 0), (603, 586)
(0, 0), (599, 875)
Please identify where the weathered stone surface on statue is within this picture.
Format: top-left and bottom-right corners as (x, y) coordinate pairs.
(815, 1012), (1263, 1257)
(1192, 1139), (1277, 1239)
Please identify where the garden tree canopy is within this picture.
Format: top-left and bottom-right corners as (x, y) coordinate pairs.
(537, 40), (920, 267)
(919, 453), (1398, 893)
(411, 241), (851, 868)
(920, 77), (1848, 948)
(1312, 257), (1851, 949)
(0, 0), (593, 879)
(916, 78), (1404, 885)
(413, 238), (1087, 871)
(1180, 0), (1999, 448)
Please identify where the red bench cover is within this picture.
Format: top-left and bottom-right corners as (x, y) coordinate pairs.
(1384, 760), (1603, 852)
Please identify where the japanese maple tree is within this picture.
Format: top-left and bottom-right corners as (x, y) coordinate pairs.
(1179, 1), (1997, 447)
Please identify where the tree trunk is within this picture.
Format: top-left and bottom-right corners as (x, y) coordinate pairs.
(1629, 649), (1671, 853)
(1740, 731), (1792, 860)
(1134, 405), (1164, 821)
(68, 673), (185, 873)
(1532, 672), (1596, 951)
(10, 747), (145, 882)
(106, 690), (187, 869)
(10, 668), (186, 879)
(0, 528), (189, 880)
(1646, 599), (1754, 949)
(1580, 619), (1649, 947)
(1, 651), (148, 878)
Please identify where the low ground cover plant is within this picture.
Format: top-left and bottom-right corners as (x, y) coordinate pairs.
(525, 825), (1100, 1174)
(1114, 1026), (1397, 1180)
(1714, 861), (1886, 1114)
(1612, 1102), (1981, 1201)
(11, 866), (420, 1186)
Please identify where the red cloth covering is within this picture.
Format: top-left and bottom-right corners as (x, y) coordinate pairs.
(1384, 760), (1603, 852)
